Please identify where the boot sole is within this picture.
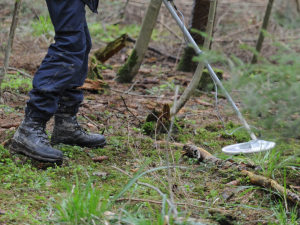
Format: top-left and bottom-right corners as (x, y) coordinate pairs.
(51, 140), (106, 148)
(10, 139), (63, 163)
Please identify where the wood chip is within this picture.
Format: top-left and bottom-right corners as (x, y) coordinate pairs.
(92, 156), (109, 163)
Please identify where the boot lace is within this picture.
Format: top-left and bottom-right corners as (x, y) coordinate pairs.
(34, 125), (50, 145)
(72, 116), (88, 135)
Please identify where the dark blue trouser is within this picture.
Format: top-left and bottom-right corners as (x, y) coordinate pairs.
(26, 0), (95, 120)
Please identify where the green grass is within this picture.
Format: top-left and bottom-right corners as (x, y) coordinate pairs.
(0, 120), (299, 224)
(1, 73), (32, 94)
(31, 15), (54, 38)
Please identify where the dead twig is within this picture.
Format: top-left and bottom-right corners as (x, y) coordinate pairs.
(116, 197), (232, 214)
(81, 113), (102, 131)
(120, 96), (142, 124)
(8, 67), (32, 78)
(110, 88), (168, 99)
(241, 170), (300, 206)
(0, 122), (20, 129)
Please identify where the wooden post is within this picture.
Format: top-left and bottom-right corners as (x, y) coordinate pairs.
(116, 0), (163, 83)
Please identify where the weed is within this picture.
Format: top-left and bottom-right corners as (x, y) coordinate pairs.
(142, 121), (156, 135)
(271, 201), (299, 225)
(55, 178), (110, 224)
(31, 15), (54, 38)
(146, 81), (176, 95)
(1, 73), (32, 94)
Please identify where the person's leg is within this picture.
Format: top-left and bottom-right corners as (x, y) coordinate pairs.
(51, 20), (106, 148)
(26, 0), (87, 120)
(55, 19), (91, 115)
(11, 0), (87, 162)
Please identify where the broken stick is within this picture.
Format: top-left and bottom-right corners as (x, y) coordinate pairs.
(94, 34), (129, 63)
(241, 170), (300, 206)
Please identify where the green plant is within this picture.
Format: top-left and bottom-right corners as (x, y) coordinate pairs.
(31, 15), (54, 38)
(55, 178), (110, 224)
(1, 73), (32, 94)
(228, 39), (300, 138)
(271, 201), (299, 225)
(146, 81), (176, 95)
(142, 121), (156, 135)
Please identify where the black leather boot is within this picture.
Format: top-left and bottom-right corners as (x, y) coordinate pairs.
(10, 117), (63, 163)
(51, 113), (106, 148)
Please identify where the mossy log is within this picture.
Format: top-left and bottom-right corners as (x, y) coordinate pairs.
(94, 34), (128, 63)
(143, 104), (171, 135)
(87, 56), (104, 80)
(177, 47), (197, 73)
(198, 68), (223, 91)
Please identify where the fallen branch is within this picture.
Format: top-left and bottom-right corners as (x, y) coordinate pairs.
(94, 34), (128, 63)
(116, 197), (232, 214)
(157, 141), (300, 206)
(79, 79), (108, 92)
(241, 170), (300, 206)
(8, 67), (32, 78)
(120, 96), (142, 124)
(126, 36), (179, 62)
(1, 122), (20, 129)
(156, 141), (257, 170)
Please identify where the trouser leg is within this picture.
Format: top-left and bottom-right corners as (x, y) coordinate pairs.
(25, 0), (87, 121)
(57, 20), (92, 115)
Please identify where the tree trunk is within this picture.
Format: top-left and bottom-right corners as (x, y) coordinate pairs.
(0, 0), (22, 102)
(296, 0), (300, 12)
(177, 0), (211, 72)
(171, 0), (217, 116)
(251, 0), (274, 64)
(116, 0), (162, 83)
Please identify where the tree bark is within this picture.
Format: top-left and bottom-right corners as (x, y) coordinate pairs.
(177, 0), (211, 72)
(0, 0), (22, 102)
(171, 0), (217, 116)
(296, 0), (300, 12)
(116, 0), (162, 83)
(251, 0), (274, 64)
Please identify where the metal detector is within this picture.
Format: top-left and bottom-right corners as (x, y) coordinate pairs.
(163, 0), (276, 154)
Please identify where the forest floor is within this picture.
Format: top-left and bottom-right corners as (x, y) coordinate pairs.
(0, 0), (300, 224)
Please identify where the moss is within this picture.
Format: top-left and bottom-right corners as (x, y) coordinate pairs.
(87, 56), (107, 80)
(142, 121), (156, 135)
(116, 50), (138, 83)
(198, 68), (223, 91)
(177, 47), (197, 72)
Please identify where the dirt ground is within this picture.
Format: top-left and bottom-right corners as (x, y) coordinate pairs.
(0, 0), (299, 224)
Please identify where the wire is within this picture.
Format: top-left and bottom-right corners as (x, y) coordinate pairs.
(168, 0), (189, 44)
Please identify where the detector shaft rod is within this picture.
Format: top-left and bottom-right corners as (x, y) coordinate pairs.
(163, 0), (257, 140)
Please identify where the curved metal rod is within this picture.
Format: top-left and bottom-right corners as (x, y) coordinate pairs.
(163, 0), (257, 140)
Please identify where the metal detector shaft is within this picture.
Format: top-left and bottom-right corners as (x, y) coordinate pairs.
(163, 0), (257, 140)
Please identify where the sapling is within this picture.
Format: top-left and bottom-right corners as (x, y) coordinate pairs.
(0, 0), (23, 103)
